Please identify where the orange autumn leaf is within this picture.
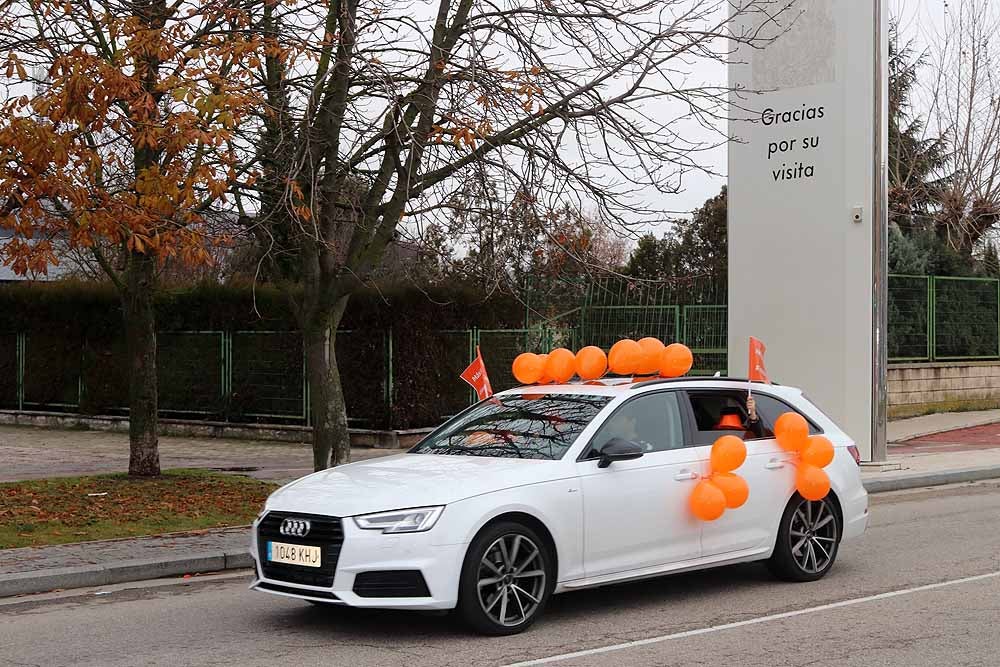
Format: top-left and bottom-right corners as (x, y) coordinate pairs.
(0, 7), (265, 277)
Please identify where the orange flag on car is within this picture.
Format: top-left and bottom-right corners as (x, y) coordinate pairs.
(461, 346), (493, 400)
(748, 336), (769, 385)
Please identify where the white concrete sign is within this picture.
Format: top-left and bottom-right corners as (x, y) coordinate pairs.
(728, 0), (888, 460)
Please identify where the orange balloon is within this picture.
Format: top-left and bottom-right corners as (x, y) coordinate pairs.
(796, 464), (831, 501)
(689, 479), (727, 521)
(710, 435), (747, 473)
(535, 354), (552, 384)
(575, 346), (608, 380)
(608, 339), (642, 375)
(635, 337), (665, 375)
(774, 412), (809, 452)
(512, 353), (544, 384)
(545, 348), (576, 384)
(659, 343), (693, 377)
(711, 472), (750, 509)
(802, 435), (835, 468)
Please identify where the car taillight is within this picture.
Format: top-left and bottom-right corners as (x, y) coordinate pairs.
(847, 445), (861, 466)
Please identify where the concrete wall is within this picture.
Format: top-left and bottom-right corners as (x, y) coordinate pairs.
(888, 362), (1000, 418)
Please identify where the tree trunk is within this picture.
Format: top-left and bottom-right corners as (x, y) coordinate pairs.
(304, 298), (351, 471)
(122, 252), (160, 477)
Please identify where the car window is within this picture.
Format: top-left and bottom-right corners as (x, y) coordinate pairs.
(751, 393), (823, 435)
(410, 393), (610, 460)
(584, 392), (685, 457)
(686, 390), (772, 444)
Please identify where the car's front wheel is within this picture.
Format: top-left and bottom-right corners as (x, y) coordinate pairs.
(457, 521), (553, 635)
(768, 494), (841, 582)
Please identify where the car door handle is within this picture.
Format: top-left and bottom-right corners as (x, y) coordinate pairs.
(765, 458), (785, 470)
(674, 470), (699, 481)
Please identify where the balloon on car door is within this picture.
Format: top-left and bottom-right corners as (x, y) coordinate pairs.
(796, 463), (832, 501)
(689, 479), (727, 521)
(710, 435), (747, 473)
(802, 435), (835, 468)
(689, 435), (750, 521)
(774, 412), (809, 452)
(775, 412), (835, 501)
(711, 472), (750, 509)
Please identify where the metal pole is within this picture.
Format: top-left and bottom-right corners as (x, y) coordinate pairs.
(386, 327), (393, 414)
(871, 0), (889, 462)
(17, 332), (24, 411)
(78, 336), (85, 410)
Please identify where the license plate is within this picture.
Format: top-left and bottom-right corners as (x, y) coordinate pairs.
(267, 541), (322, 568)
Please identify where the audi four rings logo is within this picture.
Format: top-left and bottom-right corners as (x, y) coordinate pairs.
(279, 518), (311, 537)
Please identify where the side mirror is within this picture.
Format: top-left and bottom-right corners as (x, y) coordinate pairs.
(597, 438), (644, 468)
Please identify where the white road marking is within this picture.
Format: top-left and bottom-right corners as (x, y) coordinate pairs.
(504, 570), (1000, 666)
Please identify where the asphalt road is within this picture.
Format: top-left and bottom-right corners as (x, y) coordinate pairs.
(2, 482), (999, 667)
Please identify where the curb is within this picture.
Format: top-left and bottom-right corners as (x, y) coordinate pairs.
(863, 465), (1000, 493)
(0, 550), (253, 598)
(5, 467), (1000, 599)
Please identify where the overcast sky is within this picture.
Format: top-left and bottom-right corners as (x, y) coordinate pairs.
(647, 0), (946, 234)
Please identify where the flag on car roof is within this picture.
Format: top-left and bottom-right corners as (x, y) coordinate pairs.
(749, 336), (769, 384)
(461, 346), (493, 400)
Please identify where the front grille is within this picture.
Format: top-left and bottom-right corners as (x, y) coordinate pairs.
(353, 570), (431, 598)
(257, 511), (343, 587)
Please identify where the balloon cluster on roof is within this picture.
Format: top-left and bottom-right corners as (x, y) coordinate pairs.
(511, 338), (694, 385)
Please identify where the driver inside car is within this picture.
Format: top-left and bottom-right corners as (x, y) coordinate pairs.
(617, 414), (652, 451)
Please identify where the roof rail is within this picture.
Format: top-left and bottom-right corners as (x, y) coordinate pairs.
(630, 377), (780, 389)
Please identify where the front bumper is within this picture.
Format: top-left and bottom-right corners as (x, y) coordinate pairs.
(249, 513), (467, 611)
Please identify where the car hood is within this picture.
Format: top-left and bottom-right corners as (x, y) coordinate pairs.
(264, 454), (567, 517)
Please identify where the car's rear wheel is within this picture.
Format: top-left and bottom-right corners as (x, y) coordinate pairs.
(457, 521), (553, 635)
(767, 494), (840, 582)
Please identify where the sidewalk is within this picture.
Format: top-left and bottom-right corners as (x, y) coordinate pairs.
(0, 424), (398, 484)
(887, 408), (1000, 442)
(4, 412), (1000, 600)
(862, 447), (1000, 492)
(0, 527), (251, 598)
(864, 412), (1000, 492)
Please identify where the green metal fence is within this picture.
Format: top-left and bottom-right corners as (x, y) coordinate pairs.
(888, 275), (1000, 362)
(682, 305), (728, 375)
(2, 274), (998, 429)
(887, 275), (932, 361)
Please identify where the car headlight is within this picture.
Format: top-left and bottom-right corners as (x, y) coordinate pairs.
(353, 506), (445, 534)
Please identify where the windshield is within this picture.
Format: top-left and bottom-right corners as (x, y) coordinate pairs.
(410, 393), (611, 460)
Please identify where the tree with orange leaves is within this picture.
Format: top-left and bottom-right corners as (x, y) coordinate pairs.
(0, 1), (262, 475)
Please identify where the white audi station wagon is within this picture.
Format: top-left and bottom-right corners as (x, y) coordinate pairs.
(250, 377), (869, 635)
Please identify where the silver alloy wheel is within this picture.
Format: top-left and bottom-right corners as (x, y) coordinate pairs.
(789, 498), (839, 574)
(477, 533), (546, 627)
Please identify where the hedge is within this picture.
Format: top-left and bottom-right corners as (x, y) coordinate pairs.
(0, 280), (523, 429)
